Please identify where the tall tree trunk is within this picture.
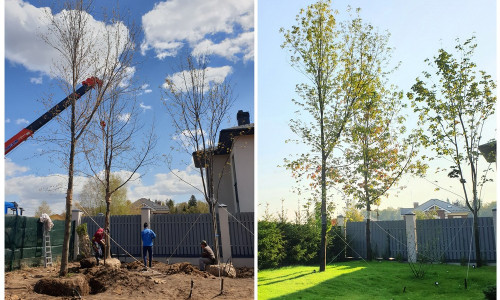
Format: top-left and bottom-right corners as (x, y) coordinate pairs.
(473, 209), (482, 267)
(210, 201), (220, 264)
(366, 202), (372, 261)
(319, 99), (327, 272)
(60, 100), (76, 276)
(105, 193), (111, 259)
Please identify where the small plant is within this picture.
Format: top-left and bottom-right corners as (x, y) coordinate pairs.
(483, 285), (496, 300)
(460, 256), (467, 266)
(440, 253), (446, 264)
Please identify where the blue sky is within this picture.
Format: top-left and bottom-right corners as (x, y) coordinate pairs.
(3, 0), (254, 216)
(258, 0), (497, 220)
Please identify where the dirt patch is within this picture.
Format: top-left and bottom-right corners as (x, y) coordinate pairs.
(236, 266), (254, 278)
(5, 260), (254, 300)
(33, 275), (90, 297)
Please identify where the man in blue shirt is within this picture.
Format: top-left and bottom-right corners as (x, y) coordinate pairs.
(141, 222), (156, 268)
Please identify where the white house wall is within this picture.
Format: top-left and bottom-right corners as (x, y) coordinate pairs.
(213, 154), (234, 212)
(231, 135), (254, 213)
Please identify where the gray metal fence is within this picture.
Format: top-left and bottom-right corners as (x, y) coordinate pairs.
(345, 217), (495, 262)
(81, 212), (254, 259)
(152, 213), (218, 257)
(416, 217), (496, 262)
(228, 212), (254, 257)
(82, 215), (141, 256)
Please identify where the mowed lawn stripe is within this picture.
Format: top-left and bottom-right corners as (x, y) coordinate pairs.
(258, 261), (496, 299)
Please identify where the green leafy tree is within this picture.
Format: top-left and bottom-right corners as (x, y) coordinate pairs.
(188, 195), (197, 208)
(281, 2), (405, 270)
(258, 221), (286, 269)
(415, 208), (438, 220)
(78, 174), (134, 216)
(166, 199), (175, 213)
(34, 201), (53, 218)
(408, 37), (496, 267)
(345, 205), (364, 222)
(341, 59), (427, 259)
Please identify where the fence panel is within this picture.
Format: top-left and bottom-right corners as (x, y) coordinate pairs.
(228, 212), (254, 258)
(152, 213), (219, 257)
(345, 222), (366, 259)
(346, 217), (495, 263)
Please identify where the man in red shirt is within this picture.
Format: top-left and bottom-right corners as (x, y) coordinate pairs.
(92, 228), (105, 265)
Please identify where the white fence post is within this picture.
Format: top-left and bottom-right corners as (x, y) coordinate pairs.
(404, 213), (417, 263)
(218, 204), (232, 263)
(71, 209), (82, 259)
(337, 215), (345, 259)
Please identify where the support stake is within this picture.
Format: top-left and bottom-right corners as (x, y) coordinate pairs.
(188, 279), (194, 299)
(219, 278), (224, 295)
(464, 278), (467, 289)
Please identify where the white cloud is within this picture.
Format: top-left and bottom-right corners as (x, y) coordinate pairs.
(30, 76), (43, 84)
(16, 118), (29, 125)
(118, 66), (136, 88)
(139, 83), (153, 94)
(6, 119), (11, 123)
(117, 113), (131, 122)
(140, 102), (152, 111)
(163, 66), (232, 91)
(126, 165), (203, 201)
(5, 159), (29, 177)
(6, 0), (132, 83)
(192, 31), (254, 62)
(141, 0), (254, 60)
(5, 164), (203, 215)
(5, 172), (87, 216)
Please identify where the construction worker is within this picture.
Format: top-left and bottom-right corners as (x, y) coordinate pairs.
(199, 240), (215, 271)
(141, 222), (156, 268)
(92, 228), (105, 265)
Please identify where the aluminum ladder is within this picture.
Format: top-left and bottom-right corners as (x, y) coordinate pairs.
(43, 230), (53, 267)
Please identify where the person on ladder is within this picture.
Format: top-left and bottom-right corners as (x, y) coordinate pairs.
(92, 228), (105, 265)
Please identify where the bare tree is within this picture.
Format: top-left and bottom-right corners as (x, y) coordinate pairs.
(82, 83), (157, 259)
(162, 53), (235, 263)
(40, 0), (140, 275)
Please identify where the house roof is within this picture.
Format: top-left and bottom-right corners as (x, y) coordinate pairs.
(478, 140), (496, 163)
(192, 122), (254, 168)
(400, 199), (469, 215)
(132, 198), (170, 212)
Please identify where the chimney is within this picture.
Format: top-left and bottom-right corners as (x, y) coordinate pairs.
(413, 202), (419, 208)
(237, 110), (250, 126)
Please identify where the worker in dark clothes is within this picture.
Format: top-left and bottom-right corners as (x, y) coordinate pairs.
(92, 228), (105, 265)
(199, 240), (215, 271)
(141, 222), (156, 268)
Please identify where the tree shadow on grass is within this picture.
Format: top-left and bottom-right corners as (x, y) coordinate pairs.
(263, 262), (492, 300)
(259, 271), (313, 287)
(258, 270), (311, 283)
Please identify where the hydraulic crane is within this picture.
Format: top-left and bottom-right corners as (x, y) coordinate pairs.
(5, 77), (102, 155)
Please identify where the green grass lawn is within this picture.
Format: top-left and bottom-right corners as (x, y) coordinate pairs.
(258, 261), (496, 299)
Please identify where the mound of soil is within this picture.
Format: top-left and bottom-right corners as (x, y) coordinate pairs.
(33, 275), (90, 297)
(236, 267), (254, 278)
(80, 257), (96, 268)
(162, 262), (206, 276)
